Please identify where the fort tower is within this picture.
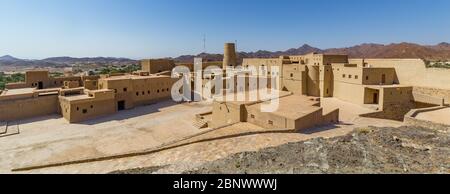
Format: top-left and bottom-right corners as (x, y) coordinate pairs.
(223, 43), (237, 69)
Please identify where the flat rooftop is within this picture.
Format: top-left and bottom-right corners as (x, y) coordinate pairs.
(60, 89), (114, 102)
(214, 90), (292, 106)
(247, 95), (322, 119)
(102, 74), (170, 81)
(60, 94), (92, 101)
(0, 88), (35, 96)
(365, 85), (412, 89)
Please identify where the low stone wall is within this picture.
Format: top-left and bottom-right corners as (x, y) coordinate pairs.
(322, 108), (339, 124)
(360, 102), (416, 121)
(404, 106), (450, 131)
(5, 82), (28, 89)
(413, 86), (450, 105)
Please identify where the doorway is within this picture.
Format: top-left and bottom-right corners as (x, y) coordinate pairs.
(117, 101), (125, 111)
(381, 74), (386, 84)
(38, 81), (43, 89)
(373, 93), (379, 104)
(364, 88), (380, 105)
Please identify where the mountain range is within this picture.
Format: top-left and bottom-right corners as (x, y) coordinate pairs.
(1, 42), (450, 68)
(0, 55), (138, 68)
(174, 42), (450, 63)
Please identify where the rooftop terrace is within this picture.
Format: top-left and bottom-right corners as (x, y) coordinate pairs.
(247, 95), (322, 120)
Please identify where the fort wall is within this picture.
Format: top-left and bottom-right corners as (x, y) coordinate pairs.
(354, 59), (450, 90)
(404, 106), (450, 131)
(0, 95), (59, 121)
(413, 86), (450, 105)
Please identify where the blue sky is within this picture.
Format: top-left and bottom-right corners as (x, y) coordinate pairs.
(0, 0), (449, 59)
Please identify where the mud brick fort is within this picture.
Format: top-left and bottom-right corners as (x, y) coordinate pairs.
(1, 43), (449, 131)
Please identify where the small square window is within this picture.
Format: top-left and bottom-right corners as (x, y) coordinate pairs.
(250, 114), (255, 119)
(82, 109), (87, 114)
(268, 120), (274, 125)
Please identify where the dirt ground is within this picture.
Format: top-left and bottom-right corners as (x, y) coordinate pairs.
(0, 100), (211, 173)
(415, 107), (450, 125)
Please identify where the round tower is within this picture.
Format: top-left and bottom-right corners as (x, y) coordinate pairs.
(223, 43), (237, 69)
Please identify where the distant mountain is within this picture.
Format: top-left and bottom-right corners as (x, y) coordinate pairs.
(0, 55), (56, 67)
(173, 42), (450, 62)
(42, 57), (137, 64)
(2, 42), (449, 68)
(173, 44), (324, 62)
(0, 55), (21, 62)
(324, 42), (450, 60)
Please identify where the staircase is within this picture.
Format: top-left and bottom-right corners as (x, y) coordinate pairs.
(193, 120), (208, 129)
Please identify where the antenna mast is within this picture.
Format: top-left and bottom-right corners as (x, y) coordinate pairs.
(203, 34), (206, 53)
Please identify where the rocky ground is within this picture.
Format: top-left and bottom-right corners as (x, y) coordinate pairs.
(112, 126), (449, 174)
(185, 126), (449, 174)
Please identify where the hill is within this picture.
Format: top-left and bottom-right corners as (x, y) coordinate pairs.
(325, 42), (450, 60)
(0, 56), (138, 68)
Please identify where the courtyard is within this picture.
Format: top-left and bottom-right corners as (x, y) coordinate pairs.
(0, 97), (403, 174)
